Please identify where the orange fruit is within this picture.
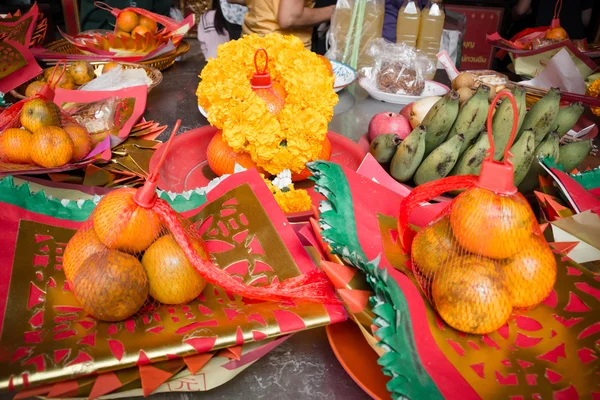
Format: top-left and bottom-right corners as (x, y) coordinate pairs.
(47, 70), (75, 90)
(318, 55), (334, 76)
(291, 137), (332, 181)
(70, 250), (148, 321)
(253, 80), (287, 115)
(142, 235), (208, 305)
(450, 188), (534, 259)
(138, 16), (158, 33)
(68, 61), (95, 85)
(0, 128), (33, 163)
(93, 188), (163, 254)
(131, 25), (150, 38)
(30, 126), (74, 168)
(62, 224), (106, 282)
(545, 27), (568, 40)
(63, 124), (92, 162)
(116, 30), (131, 38)
(432, 255), (512, 334)
(25, 81), (45, 97)
(116, 10), (139, 33)
(20, 98), (60, 132)
(207, 130), (264, 177)
(412, 215), (460, 278)
(503, 235), (557, 308)
(102, 62), (120, 74)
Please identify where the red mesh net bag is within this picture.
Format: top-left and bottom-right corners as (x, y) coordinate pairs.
(398, 91), (557, 335)
(62, 121), (338, 322)
(0, 61), (93, 168)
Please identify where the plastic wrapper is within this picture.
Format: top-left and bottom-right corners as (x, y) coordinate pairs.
(398, 91), (557, 334)
(62, 122), (338, 322)
(361, 38), (434, 96)
(79, 65), (152, 92)
(325, 0), (384, 69)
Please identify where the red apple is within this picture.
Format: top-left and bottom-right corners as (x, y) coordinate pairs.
(368, 112), (412, 141)
(399, 102), (413, 121)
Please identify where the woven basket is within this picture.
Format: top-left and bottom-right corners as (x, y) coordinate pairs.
(10, 61), (163, 101)
(42, 40), (190, 71)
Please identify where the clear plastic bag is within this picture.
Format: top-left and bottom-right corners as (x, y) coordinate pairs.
(79, 65), (152, 92)
(325, 0), (385, 69)
(66, 96), (118, 135)
(361, 38), (435, 96)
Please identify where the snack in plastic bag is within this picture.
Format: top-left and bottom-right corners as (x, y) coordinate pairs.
(62, 121), (338, 322)
(65, 96), (118, 135)
(398, 91), (557, 334)
(0, 62), (93, 168)
(362, 39), (434, 96)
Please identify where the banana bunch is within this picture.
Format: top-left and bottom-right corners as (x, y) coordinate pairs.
(370, 85), (594, 191)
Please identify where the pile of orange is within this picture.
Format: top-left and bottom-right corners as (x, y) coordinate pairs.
(63, 188), (209, 321)
(25, 61), (97, 97)
(411, 187), (557, 335)
(115, 11), (158, 39)
(0, 97), (92, 167)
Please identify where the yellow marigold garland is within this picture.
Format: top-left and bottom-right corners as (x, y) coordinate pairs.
(196, 33), (338, 175)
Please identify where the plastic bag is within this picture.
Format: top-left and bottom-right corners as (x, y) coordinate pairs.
(79, 65), (152, 92)
(62, 121), (338, 322)
(361, 38), (435, 96)
(398, 91), (557, 335)
(325, 0), (385, 69)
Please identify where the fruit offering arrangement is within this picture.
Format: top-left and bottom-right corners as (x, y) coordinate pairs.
(398, 92), (557, 335)
(0, 66), (94, 169)
(369, 82), (594, 193)
(63, 122), (337, 322)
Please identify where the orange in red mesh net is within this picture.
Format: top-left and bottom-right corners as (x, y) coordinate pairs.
(398, 91), (557, 335)
(62, 120), (338, 322)
(250, 49), (287, 116)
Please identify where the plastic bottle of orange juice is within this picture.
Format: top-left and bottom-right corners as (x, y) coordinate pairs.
(417, 0), (445, 79)
(396, 0), (421, 47)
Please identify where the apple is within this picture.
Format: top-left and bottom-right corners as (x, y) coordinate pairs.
(399, 102), (413, 121)
(368, 112), (412, 141)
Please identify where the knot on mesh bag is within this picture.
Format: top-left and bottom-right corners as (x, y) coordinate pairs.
(63, 120), (338, 322)
(397, 91), (557, 335)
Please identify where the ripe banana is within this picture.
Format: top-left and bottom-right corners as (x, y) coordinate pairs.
(519, 87), (560, 146)
(518, 132), (560, 192)
(390, 125), (427, 182)
(557, 139), (593, 172)
(508, 130), (535, 186)
(552, 102), (584, 137)
(450, 132), (490, 176)
(492, 87), (525, 161)
(370, 134), (402, 164)
(414, 133), (465, 185)
(446, 85), (490, 155)
(422, 90), (460, 155)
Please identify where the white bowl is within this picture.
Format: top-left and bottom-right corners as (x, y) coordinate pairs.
(359, 77), (450, 105)
(331, 60), (357, 93)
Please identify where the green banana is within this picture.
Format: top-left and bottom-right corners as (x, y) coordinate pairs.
(518, 132), (560, 193)
(508, 130), (536, 186)
(450, 132), (490, 176)
(414, 133), (465, 185)
(446, 85), (490, 155)
(557, 140), (593, 172)
(370, 134), (402, 164)
(390, 125), (427, 182)
(492, 87), (526, 161)
(515, 85), (527, 133)
(519, 87), (561, 146)
(552, 102), (584, 137)
(422, 90), (460, 155)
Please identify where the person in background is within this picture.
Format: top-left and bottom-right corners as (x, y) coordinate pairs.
(80, 0), (171, 31)
(197, 0), (230, 60)
(228, 0), (334, 50)
(383, 0), (427, 43)
(219, 0), (247, 40)
(512, 0), (593, 40)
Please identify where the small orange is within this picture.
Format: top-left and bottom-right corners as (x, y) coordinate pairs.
(0, 128), (33, 163)
(503, 235), (557, 308)
(62, 224), (107, 282)
(291, 137), (332, 181)
(432, 255), (512, 334)
(47, 70), (75, 90)
(115, 30), (131, 39)
(138, 16), (158, 33)
(450, 188), (534, 259)
(116, 10), (139, 33)
(25, 81), (46, 97)
(318, 55), (334, 76)
(131, 25), (150, 38)
(93, 188), (163, 254)
(207, 130), (264, 177)
(545, 27), (568, 40)
(102, 62), (120, 74)
(30, 126), (74, 168)
(20, 98), (60, 132)
(63, 124), (92, 162)
(412, 215), (460, 278)
(253, 80), (287, 115)
(68, 61), (95, 85)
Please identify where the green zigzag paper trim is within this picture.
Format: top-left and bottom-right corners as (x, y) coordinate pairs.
(308, 161), (443, 400)
(541, 156), (600, 191)
(0, 176), (208, 221)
